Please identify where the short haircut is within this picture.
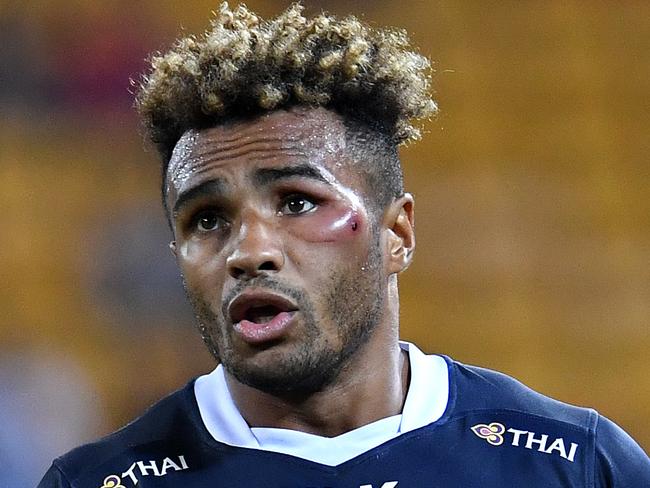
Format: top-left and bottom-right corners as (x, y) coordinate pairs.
(135, 2), (437, 214)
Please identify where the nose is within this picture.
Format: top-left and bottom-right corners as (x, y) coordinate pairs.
(226, 212), (284, 279)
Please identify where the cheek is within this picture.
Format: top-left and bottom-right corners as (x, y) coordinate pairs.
(289, 204), (367, 243)
(176, 241), (224, 293)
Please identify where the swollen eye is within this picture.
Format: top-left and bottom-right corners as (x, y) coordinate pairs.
(282, 196), (316, 215)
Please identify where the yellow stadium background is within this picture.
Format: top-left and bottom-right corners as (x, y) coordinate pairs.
(1, 1), (648, 483)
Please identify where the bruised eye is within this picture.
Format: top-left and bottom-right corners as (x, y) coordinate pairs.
(194, 210), (226, 232)
(280, 195), (317, 215)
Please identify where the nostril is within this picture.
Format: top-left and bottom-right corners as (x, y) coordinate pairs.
(231, 267), (245, 279)
(229, 261), (277, 279)
(258, 261), (276, 271)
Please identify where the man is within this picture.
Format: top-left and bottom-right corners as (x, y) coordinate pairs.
(39, 3), (650, 487)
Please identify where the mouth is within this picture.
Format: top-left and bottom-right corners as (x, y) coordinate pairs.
(228, 290), (299, 344)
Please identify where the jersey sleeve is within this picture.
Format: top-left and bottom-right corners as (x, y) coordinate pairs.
(37, 463), (72, 488)
(594, 414), (650, 486)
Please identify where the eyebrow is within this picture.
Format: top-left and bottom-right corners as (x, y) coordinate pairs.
(173, 178), (227, 216)
(253, 164), (330, 187)
(172, 164), (330, 217)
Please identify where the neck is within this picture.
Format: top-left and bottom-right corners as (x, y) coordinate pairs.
(224, 283), (409, 437)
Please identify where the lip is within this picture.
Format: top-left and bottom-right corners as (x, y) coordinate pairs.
(228, 289), (299, 323)
(233, 311), (298, 345)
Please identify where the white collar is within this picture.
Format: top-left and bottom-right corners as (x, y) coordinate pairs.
(194, 341), (449, 466)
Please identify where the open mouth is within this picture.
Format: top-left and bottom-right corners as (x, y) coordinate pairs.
(227, 290), (299, 344)
(244, 305), (286, 324)
(229, 291), (298, 324)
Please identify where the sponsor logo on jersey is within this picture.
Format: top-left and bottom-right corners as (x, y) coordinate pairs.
(471, 422), (578, 462)
(471, 422), (506, 445)
(360, 483), (398, 488)
(98, 455), (189, 487)
(99, 475), (125, 488)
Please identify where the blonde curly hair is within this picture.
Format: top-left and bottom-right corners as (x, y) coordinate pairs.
(136, 2), (437, 164)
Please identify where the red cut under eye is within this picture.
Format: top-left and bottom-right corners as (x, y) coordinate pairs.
(287, 202), (365, 243)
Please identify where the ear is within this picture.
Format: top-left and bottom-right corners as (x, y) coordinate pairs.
(383, 193), (415, 274)
(169, 240), (178, 257)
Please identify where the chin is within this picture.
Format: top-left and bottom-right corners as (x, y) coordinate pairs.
(222, 344), (342, 395)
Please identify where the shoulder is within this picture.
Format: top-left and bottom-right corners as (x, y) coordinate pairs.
(593, 413), (650, 485)
(440, 356), (650, 483)
(446, 358), (594, 428)
(45, 381), (207, 487)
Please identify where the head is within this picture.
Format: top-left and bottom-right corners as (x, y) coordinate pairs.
(136, 3), (435, 394)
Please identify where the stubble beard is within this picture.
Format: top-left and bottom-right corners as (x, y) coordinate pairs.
(185, 242), (385, 396)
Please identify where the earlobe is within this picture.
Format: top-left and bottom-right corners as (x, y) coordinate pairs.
(169, 241), (177, 257)
(385, 194), (415, 274)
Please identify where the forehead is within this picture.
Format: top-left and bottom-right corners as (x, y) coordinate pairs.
(165, 107), (352, 198)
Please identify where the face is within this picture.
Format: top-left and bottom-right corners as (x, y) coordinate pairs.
(167, 107), (389, 394)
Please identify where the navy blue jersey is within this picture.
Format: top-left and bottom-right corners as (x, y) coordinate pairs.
(38, 357), (650, 487)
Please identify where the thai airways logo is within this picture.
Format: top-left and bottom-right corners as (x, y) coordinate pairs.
(99, 475), (125, 488)
(98, 455), (189, 487)
(471, 422), (578, 462)
(471, 422), (506, 446)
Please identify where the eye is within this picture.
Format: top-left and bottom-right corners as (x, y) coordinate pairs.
(280, 194), (317, 215)
(194, 210), (226, 232)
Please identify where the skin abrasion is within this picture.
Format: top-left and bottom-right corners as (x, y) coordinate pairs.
(134, 2), (424, 436)
(34, 6), (650, 486)
(165, 108), (405, 415)
(286, 205), (365, 243)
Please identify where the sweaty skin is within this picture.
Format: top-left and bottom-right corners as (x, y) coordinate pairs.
(166, 107), (415, 437)
(167, 109), (373, 272)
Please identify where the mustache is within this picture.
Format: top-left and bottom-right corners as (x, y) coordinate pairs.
(220, 276), (307, 320)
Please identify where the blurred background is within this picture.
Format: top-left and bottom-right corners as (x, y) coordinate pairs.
(1, 0), (648, 484)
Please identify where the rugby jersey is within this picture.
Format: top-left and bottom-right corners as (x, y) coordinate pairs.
(38, 343), (650, 487)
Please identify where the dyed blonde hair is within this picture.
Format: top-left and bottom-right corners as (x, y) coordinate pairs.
(136, 2), (437, 163)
